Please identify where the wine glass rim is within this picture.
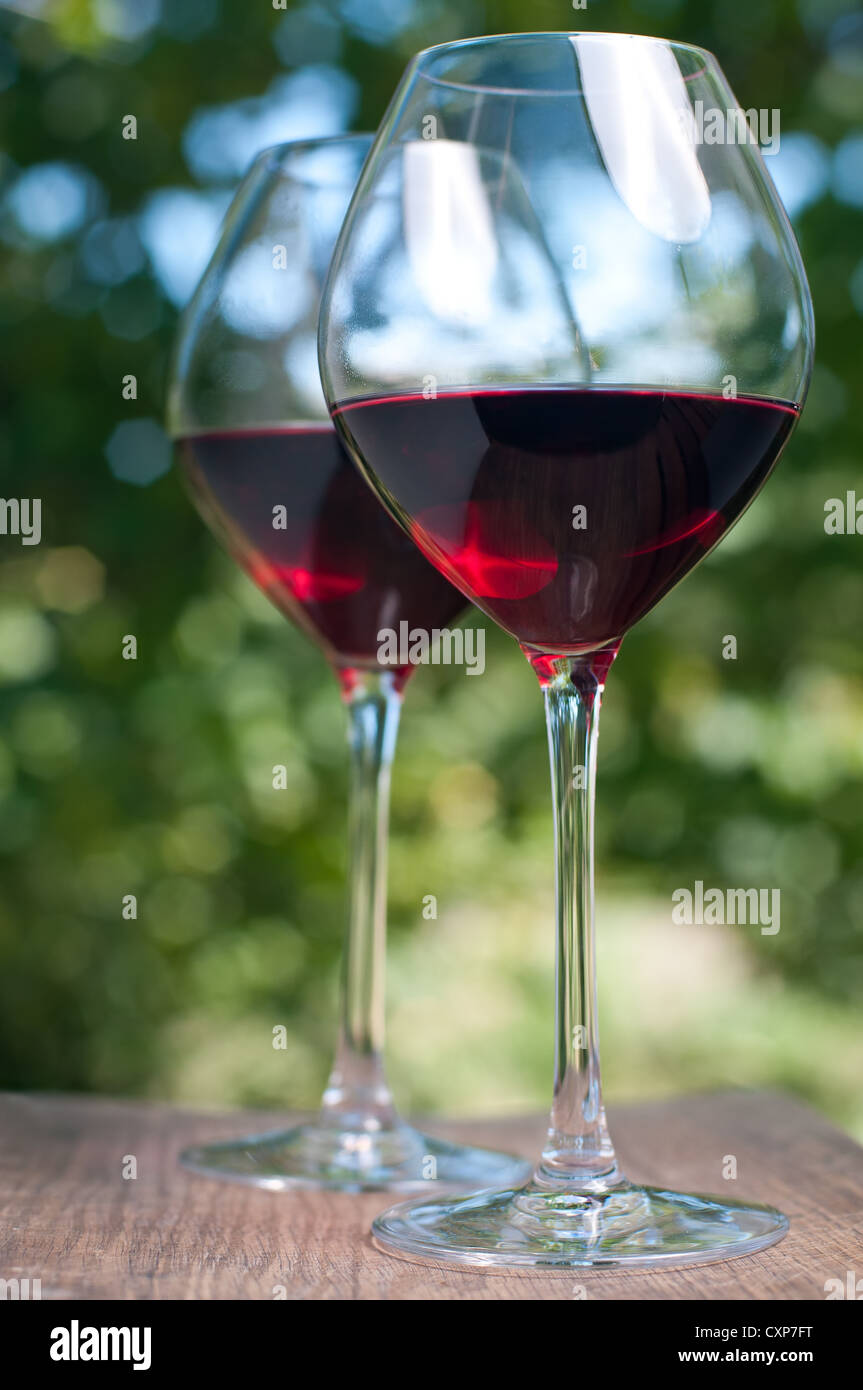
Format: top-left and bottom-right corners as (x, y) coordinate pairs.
(249, 132), (374, 184)
(412, 31), (715, 96)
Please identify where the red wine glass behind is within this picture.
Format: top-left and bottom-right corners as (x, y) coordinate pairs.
(179, 423), (466, 694)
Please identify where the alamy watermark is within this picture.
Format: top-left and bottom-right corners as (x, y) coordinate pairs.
(684, 102), (781, 156)
(1, 1276), (41, 1299)
(50, 1322), (151, 1370)
(672, 881), (780, 935)
(377, 621), (485, 675)
(824, 492), (863, 534)
(824, 1270), (863, 1299)
(0, 497), (41, 545)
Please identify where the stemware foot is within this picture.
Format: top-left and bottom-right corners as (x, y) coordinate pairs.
(372, 1177), (788, 1268)
(180, 1119), (531, 1193)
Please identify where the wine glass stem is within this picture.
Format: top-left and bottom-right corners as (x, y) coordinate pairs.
(536, 654), (621, 1189)
(321, 670), (403, 1129)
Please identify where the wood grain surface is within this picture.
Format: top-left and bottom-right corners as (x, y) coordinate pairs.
(1, 1090), (861, 1300)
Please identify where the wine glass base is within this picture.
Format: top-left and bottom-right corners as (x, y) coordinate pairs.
(180, 1120), (532, 1193)
(372, 1179), (789, 1269)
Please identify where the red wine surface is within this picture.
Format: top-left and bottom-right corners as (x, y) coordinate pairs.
(178, 425), (466, 686)
(334, 387), (798, 655)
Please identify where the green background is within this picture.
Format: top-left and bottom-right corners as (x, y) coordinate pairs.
(1, 0), (862, 1135)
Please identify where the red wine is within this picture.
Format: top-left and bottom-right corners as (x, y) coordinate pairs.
(178, 425), (467, 690)
(334, 387), (798, 660)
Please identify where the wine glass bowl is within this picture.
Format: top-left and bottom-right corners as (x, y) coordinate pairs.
(321, 34), (813, 664)
(319, 36), (814, 1259)
(333, 386), (799, 661)
(170, 137), (467, 692)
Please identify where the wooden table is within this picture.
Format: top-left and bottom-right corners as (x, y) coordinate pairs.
(1, 1090), (861, 1300)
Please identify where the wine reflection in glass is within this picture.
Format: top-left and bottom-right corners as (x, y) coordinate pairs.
(320, 37), (814, 1259)
(168, 135), (530, 1191)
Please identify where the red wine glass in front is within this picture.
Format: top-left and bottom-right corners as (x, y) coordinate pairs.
(167, 135), (529, 1191)
(319, 38), (814, 1257)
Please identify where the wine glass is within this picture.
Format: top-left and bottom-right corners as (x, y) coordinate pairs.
(319, 38), (814, 1260)
(167, 134), (530, 1192)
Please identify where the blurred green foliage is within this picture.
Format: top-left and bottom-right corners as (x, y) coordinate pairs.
(0, 0), (862, 1134)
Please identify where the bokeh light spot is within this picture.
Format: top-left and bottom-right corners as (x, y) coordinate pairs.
(0, 607), (57, 683)
(105, 418), (172, 486)
(3, 162), (103, 244)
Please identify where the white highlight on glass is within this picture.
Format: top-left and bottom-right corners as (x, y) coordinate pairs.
(574, 34), (712, 244)
(402, 140), (498, 326)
